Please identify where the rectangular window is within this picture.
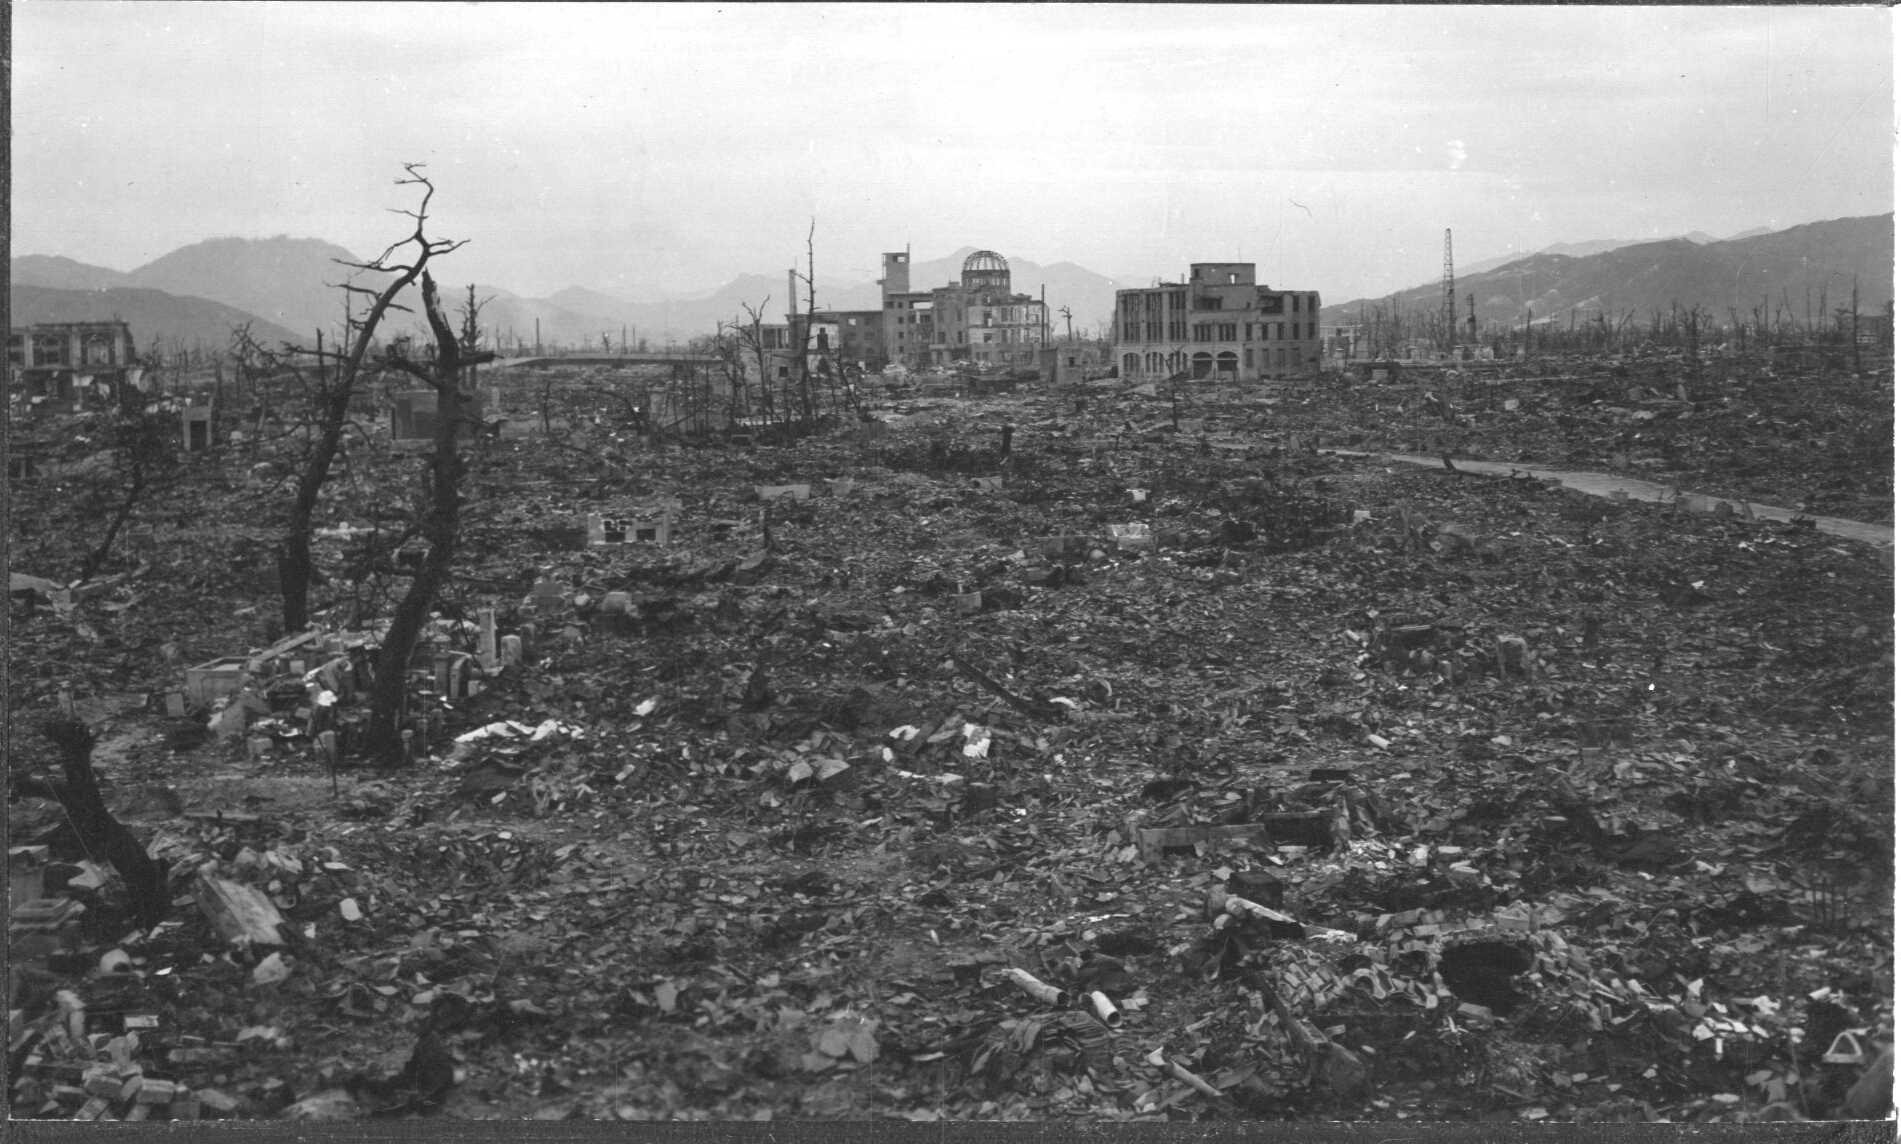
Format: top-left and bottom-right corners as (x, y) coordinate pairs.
(1192, 324), (1209, 342)
(1194, 296), (1223, 311)
(1309, 322), (1317, 340)
(1145, 294), (1160, 312)
(1123, 322), (1140, 341)
(1277, 348), (1286, 367)
(1262, 295), (1284, 315)
(1292, 296), (1300, 314)
(1168, 292), (1186, 311)
(1122, 295), (1139, 314)
(1245, 349), (1254, 367)
(1145, 321), (1161, 341)
(1218, 323), (1237, 341)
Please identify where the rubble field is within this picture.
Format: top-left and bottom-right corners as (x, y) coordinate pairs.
(6, 360), (1893, 1124)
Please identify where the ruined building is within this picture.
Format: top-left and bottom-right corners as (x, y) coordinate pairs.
(881, 250), (1049, 370)
(6, 320), (144, 409)
(1112, 264), (1319, 382)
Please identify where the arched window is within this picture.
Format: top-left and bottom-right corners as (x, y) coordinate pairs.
(1191, 351), (1214, 379)
(1144, 351), (1163, 374)
(1122, 352), (1139, 375)
(1216, 351), (1238, 377)
(1166, 351), (1185, 373)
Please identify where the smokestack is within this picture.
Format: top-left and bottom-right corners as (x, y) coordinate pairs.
(788, 269), (799, 319)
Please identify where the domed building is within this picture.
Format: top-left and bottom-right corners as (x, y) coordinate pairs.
(879, 247), (1049, 370)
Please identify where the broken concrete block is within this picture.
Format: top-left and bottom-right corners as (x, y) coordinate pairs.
(754, 484), (810, 503)
(135, 1078), (178, 1105)
(183, 657), (248, 707)
(1109, 523), (1152, 552)
(970, 476), (1003, 492)
(192, 875), (285, 948)
(1136, 823), (1267, 863)
(194, 1088), (239, 1114)
(1225, 869), (1285, 909)
(1263, 811), (1336, 850)
(209, 699), (248, 740)
(826, 478), (854, 498)
(1495, 635), (1529, 677)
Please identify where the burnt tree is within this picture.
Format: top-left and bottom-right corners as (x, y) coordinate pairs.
(361, 272), (494, 764)
(276, 165), (466, 633)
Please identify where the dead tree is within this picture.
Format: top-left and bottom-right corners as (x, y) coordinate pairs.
(789, 221), (821, 425)
(361, 271), (494, 764)
(75, 405), (177, 582)
(735, 299), (776, 421)
(276, 165), (465, 633)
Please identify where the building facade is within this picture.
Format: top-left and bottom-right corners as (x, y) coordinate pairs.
(7, 320), (143, 407)
(882, 250), (1048, 370)
(1112, 264), (1319, 382)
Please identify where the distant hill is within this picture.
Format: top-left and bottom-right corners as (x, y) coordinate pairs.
(9, 285), (300, 352)
(1453, 225), (1792, 279)
(125, 236), (364, 339)
(1323, 214), (1893, 330)
(11, 254), (133, 292)
(13, 236), (368, 341)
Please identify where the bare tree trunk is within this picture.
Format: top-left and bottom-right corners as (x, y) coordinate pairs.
(278, 167), (453, 633)
(364, 272), (488, 765)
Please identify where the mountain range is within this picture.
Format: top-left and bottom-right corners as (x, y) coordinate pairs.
(12, 216), (1887, 354)
(1452, 226), (1777, 277)
(1321, 214), (1892, 330)
(8, 284), (301, 353)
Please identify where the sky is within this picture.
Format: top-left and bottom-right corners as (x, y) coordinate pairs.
(13, 3), (1894, 309)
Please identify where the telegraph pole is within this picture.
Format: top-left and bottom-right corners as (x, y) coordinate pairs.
(1442, 229), (1457, 351)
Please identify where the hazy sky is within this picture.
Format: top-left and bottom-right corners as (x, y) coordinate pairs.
(14, 3), (1893, 306)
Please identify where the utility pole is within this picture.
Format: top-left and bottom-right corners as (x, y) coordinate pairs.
(1442, 228), (1457, 351)
(1467, 293), (1477, 343)
(1851, 276), (1861, 375)
(1060, 305), (1074, 342)
(535, 317), (541, 357)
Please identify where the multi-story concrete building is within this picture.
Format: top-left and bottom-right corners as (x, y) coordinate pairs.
(7, 320), (143, 407)
(1112, 264), (1319, 382)
(882, 250), (1048, 370)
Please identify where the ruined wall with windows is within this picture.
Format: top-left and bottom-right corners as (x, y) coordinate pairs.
(887, 250), (1047, 370)
(1112, 263), (1319, 382)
